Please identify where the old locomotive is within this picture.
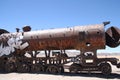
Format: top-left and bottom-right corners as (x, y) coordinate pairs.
(0, 22), (120, 75)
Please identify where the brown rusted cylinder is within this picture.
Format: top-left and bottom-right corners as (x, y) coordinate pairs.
(23, 24), (106, 51)
(0, 23), (120, 56)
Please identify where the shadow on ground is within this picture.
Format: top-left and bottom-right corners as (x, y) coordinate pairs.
(60, 72), (120, 79)
(0, 72), (120, 79)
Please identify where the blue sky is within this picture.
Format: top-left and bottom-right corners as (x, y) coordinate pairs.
(0, 0), (120, 53)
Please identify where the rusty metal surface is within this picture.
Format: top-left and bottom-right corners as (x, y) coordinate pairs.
(22, 24), (105, 51)
(0, 29), (9, 35)
(0, 23), (119, 57)
(106, 26), (120, 47)
(22, 26), (31, 32)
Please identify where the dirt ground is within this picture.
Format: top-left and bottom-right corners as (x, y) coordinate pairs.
(0, 55), (120, 80)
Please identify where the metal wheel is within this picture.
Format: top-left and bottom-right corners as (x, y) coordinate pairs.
(60, 66), (64, 73)
(100, 63), (111, 75)
(46, 65), (60, 74)
(69, 63), (82, 73)
(31, 64), (44, 73)
(17, 63), (30, 73)
(5, 62), (16, 72)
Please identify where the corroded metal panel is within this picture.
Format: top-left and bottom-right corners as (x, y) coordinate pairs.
(22, 24), (105, 51)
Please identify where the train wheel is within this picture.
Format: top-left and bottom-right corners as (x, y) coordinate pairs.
(46, 65), (60, 74)
(17, 63), (30, 73)
(31, 64), (44, 73)
(60, 66), (64, 73)
(5, 62), (16, 72)
(100, 63), (111, 75)
(39, 65), (45, 72)
(69, 63), (81, 73)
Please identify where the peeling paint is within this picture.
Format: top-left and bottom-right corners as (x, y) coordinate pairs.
(0, 32), (29, 56)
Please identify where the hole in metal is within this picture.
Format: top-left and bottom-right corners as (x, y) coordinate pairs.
(86, 42), (91, 47)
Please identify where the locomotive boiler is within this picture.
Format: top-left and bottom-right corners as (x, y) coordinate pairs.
(0, 22), (120, 75)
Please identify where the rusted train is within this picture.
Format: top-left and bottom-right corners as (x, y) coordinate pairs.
(0, 22), (120, 75)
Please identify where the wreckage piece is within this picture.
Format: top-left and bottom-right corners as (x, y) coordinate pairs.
(106, 26), (120, 47)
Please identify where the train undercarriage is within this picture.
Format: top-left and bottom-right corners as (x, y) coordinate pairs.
(0, 50), (120, 75)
